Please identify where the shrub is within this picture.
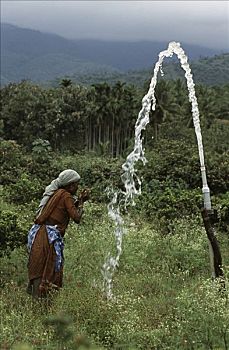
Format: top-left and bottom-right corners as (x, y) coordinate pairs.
(60, 154), (123, 202)
(214, 192), (229, 233)
(31, 138), (52, 163)
(0, 140), (27, 185)
(4, 173), (43, 204)
(0, 209), (27, 256)
(135, 180), (203, 231)
(143, 139), (202, 189)
(27, 139), (63, 185)
(206, 150), (229, 194)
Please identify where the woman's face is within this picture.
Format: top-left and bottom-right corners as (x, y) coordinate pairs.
(69, 182), (79, 195)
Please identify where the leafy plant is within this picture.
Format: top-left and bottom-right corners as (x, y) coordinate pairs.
(0, 209), (27, 256)
(0, 140), (27, 185)
(4, 173), (43, 204)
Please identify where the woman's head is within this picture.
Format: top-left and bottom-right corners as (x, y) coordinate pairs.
(57, 169), (80, 187)
(57, 169), (81, 194)
(36, 169), (81, 216)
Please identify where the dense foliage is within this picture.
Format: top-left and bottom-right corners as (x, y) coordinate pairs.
(1, 79), (229, 155)
(69, 53), (229, 87)
(1, 79), (229, 238)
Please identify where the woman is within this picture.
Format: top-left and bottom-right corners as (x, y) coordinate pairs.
(27, 169), (90, 298)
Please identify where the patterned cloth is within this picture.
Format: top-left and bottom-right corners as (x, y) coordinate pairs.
(28, 224), (64, 272)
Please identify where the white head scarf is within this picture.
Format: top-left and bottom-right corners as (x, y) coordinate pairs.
(37, 169), (80, 215)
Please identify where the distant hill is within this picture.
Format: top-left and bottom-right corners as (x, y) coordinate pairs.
(0, 23), (121, 85)
(1, 22), (226, 86)
(161, 54), (229, 86)
(67, 39), (222, 71)
(55, 53), (229, 87)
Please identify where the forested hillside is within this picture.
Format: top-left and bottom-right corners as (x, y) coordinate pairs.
(67, 53), (229, 87)
(1, 77), (229, 349)
(1, 22), (226, 86)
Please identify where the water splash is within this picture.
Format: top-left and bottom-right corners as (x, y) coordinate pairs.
(102, 41), (212, 298)
(101, 188), (124, 299)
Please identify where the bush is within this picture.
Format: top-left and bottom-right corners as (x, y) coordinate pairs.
(143, 139), (202, 189)
(0, 140), (27, 185)
(4, 173), (43, 204)
(27, 139), (62, 185)
(135, 180), (203, 231)
(31, 138), (52, 162)
(214, 192), (229, 233)
(60, 154), (123, 202)
(0, 209), (27, 256)
(206, 150), (229, 194)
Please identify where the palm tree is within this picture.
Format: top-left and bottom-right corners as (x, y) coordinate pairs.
(149, 80), (180, 141)
(59, 78), (73, 88)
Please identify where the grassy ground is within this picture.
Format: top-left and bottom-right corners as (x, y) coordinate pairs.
(1, 201), (229, 350)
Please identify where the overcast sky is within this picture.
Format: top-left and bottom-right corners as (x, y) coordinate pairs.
(1, 0), (229, 50)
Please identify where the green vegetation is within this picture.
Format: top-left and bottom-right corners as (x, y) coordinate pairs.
(0, 77), (229, 349)
(67, 54), (229, 88)
(1, 79), (229, 155)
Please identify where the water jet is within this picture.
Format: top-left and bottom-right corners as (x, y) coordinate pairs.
(102, 41), (221, 298)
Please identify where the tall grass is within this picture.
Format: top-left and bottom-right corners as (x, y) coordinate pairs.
(1, 202), (229, 349)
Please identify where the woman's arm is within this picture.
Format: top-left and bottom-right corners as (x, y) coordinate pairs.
(64, 193), (84, 224)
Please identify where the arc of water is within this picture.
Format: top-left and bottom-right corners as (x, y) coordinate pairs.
(102, 41), (214, 299)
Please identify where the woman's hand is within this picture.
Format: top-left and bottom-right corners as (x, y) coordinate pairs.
(79, 189), (90, 202)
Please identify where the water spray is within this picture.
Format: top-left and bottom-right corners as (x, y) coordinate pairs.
(102, 41), (216, 298)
